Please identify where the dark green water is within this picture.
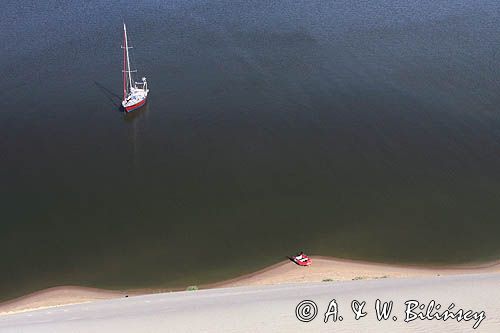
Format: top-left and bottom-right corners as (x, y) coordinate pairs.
(2, 0), (500, 300)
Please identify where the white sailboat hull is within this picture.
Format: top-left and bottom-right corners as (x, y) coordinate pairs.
(122, 88), (149, 112)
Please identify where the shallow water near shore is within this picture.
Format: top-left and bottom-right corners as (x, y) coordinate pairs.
(2, 0), (500, 300)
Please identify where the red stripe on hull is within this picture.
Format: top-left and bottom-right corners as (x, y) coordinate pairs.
(125, 98), (147, 113)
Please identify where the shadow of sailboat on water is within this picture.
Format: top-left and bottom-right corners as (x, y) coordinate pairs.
(94, 81), (122, 110)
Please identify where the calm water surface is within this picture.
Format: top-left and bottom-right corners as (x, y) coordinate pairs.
(2, 0), (500, 300)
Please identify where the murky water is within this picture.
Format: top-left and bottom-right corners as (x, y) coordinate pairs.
(2, 0), (500, 300)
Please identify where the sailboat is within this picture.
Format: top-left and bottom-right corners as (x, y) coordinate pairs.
(122, 23), (149, 113)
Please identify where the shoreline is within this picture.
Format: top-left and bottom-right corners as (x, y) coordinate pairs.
(2, 256), (500, 315)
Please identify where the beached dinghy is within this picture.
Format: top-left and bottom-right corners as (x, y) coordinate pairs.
(121, 23), (149, 113)
(291, 252), (312, 266)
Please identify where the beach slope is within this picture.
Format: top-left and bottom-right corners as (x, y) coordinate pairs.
(2, 256), (500, 315)
(0, 273), (499, 332)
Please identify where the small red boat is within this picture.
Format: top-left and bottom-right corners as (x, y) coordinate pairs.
(121, 23), (149, 113)
(291, 252), (312, 266)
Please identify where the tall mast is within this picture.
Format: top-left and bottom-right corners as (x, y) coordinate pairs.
(124, 23), (133, 91)
(123, 23), (127, 100)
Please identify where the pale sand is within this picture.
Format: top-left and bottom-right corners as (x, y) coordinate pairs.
(0, 286), (131, 315)
(2, 256), (500, 315)
(208, 256), (500, 288)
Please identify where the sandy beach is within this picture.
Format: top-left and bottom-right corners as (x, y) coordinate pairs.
(2, 256), (500, 315)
